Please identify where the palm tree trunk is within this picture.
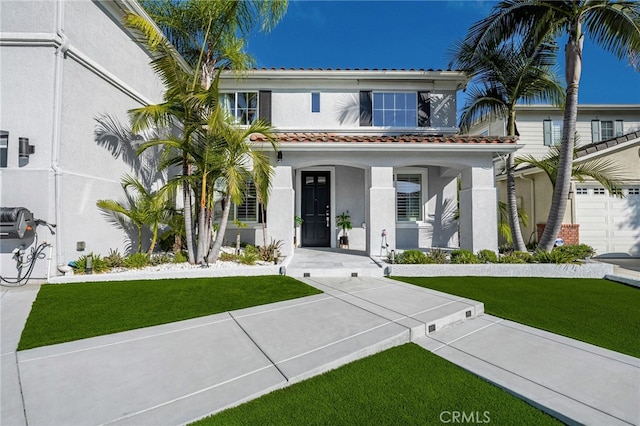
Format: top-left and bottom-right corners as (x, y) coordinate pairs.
(183, 161), (196, 263)
(506, 110), (526, 252)
(207, 193), (231, 263)
(148, 223), (158, 254)
(506, 153), (527, 251)
(538, 23), (583, 251)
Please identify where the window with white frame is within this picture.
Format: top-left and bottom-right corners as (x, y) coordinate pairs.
(220, 92), (258, 125)
(593, 187), (606, 195)
(395, 173), (423, 221)
(373, 92), (418, 127)
(628, 187), (640, 195)
(233, 180), (258, 222)
(591, 119), (624, 142)
(0, 131), (8, 168)
(576, 187), (588, 195)
(543, 119), (563, 145)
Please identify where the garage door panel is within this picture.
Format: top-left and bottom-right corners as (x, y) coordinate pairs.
(575, 186), (639, 255)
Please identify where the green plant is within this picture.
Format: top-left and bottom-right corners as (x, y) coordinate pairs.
(123, 252), (150, 269)
(72, 252), (110, 274)
(258, 239), (284, 262)
(173, 251), (188, 263)
(238, 245), (259, 265)
(150, 253), (172, 266)
(554, 244), (595, 260)
(104, 249), (124, 268)
(219, 252), (237, 262)
(426, 248), (447, 264)
(450, 249), (480, 264)
(294, 215), (304, 227)
(511, 251), (534, 263)
(499, 254), (526, 264)
(395, 250), (431, 264)
(477, 249), (498, 264)
(532, 249), (576, 264)
(336, 211), (352, 237)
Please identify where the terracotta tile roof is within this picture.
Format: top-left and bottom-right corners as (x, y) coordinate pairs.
(250, 132), (517, 144)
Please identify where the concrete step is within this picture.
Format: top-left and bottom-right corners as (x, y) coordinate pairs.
(284, 267), (385, 278)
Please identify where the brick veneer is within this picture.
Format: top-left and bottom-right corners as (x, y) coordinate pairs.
(536, 223), (580, 245)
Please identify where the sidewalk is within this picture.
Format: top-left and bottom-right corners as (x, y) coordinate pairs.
(2, 270), (639, 425)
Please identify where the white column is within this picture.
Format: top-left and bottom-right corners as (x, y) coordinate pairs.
(368, 166), (396, 256)
(267, 166), (294, 257)
(459, 164), (498, 252)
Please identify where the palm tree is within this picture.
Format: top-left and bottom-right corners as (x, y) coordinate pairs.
(140, 0), (287, 87)
(515, 141), (626, 195)
(462, 0), (640, 250)
(96, 175), (170, 254)
(205, 112), (277, 264)
(450, 38), (565, 251)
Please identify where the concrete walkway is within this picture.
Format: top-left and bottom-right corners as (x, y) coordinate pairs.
(2, 253), (639, 425)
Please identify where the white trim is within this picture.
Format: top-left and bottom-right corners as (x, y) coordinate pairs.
(394, 167), (428, 223)
(295, 166), (336, 248)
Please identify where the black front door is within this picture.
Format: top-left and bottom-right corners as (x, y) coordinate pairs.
(301, 171), (330, 247)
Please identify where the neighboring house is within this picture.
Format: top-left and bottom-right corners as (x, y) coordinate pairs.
(471, 105), (640, 256)
(218, 69), (519, 257)
(0, 0), (165, 279)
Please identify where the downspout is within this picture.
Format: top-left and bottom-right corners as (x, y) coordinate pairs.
(52, 0), (68, 274)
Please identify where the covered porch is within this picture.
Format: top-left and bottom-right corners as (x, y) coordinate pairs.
(254, 133), (518, 258)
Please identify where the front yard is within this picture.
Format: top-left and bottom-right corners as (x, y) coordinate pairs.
(392, 276), (640, 357)
(18, 276), (321, 350)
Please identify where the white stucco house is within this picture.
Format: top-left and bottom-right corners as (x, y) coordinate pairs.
(218, 69), (519, 258)
(471, 104), (640, 256)
(0, 0), (165, 279)
(1, 0), (520, 280)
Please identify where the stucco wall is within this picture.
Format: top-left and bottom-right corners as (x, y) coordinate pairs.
(0, 0), (165, 280)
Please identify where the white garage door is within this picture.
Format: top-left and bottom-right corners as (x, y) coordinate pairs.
(575, 185), (640, 256)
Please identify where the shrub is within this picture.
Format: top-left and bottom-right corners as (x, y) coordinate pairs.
(426, 248), (447, 264)
(395, 250), (430, 264)
(450, 249), (480, 264)
(499, 254), (526, 264)
(554, 244), (595, 260)
(512, 251), (534, 263)
(173, 251), (187, 263)
(259, 239), (284, 262)
(533, 248), (577, 264)
(72, 252), (109, 274)
(150, 253), (172, 266)
(104, 249), (124, 268)
(477, 249), (498, 264)
(219, 252), (237, 262)
(123, 252), (150, 269)
(238, 245), (259, 265)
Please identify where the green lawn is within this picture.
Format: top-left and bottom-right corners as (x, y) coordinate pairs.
(195, 343), (560, 426)
(392, 276), (640, 358)
(18, 276), (321, 350)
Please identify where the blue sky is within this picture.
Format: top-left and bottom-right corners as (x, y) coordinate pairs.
(247, 0), (640, 105)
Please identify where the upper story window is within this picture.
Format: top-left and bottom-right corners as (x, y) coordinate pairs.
(220, 92), (258, 125)
(543, 119), (563, 146)
(395, 173), (423, 221)
(311, 92), (320, 113)
(591, 119), (623, 143)
(0, 131), (8, 168)
(373, 92), (417, 127)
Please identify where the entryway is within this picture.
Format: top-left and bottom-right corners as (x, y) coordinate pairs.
(301, 171), (331, 247)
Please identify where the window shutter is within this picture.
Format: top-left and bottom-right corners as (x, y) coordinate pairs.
(543, 120), (552, 146)
(259, 90), (272, 124)
(418, 91), (431, 127)
(359, 91), (372, 126)
(615, 120), (624, 137)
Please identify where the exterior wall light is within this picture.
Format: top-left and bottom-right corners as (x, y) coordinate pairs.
(18, 137), (35, 167)
(277, 151), (283, 162)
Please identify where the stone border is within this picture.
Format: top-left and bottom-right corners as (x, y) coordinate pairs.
(383, 262), (613, 278)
